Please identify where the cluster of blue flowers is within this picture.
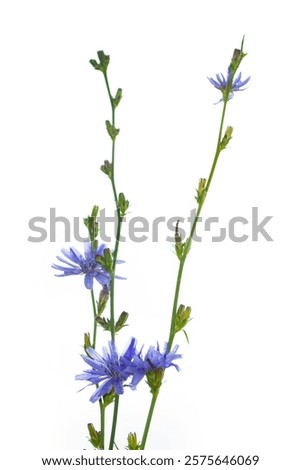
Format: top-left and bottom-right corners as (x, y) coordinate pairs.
(52, 243), (181, 402)
(76, 339), (182, 402)
(52, 43), (250, 448)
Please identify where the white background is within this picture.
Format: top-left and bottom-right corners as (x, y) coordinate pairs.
(1, 1), (300, 468)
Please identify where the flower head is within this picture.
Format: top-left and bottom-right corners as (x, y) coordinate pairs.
(145, 343), (182, 370)
(208, 67), (250, 102)
(76, 338), (137, 402)
(128, 342), (182, 389)
(52, 242), (123, 290)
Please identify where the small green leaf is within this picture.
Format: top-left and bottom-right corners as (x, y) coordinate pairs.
(183, 329), (190, 344)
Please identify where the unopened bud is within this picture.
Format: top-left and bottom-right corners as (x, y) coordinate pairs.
(127, 432), (140, 450)
(83, 205), (99, 244)
(97, 285), (109, 316)
(95, 315), (110, 331)
(87, 423), (103, 449)
(106, 120), (120, 141)
(113, 88), (122, 109)
(175, 220), (185, 260)
(175, 304), (192, 333)
(96, 248), (113, 273)
(229, 36), (247, 74)
(196, 178), (207, 204)
(118, 192), (129, 217)
(115, 311), (129, 332)
(220, 126), (233, 150)
(90, 50), (110, 74)
(101, 160), (112, 177)
(84, 332), (92, 351)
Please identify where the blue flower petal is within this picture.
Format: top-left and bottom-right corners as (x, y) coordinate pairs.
(208, 68), (250, 102)
(84, 273), (94, 289)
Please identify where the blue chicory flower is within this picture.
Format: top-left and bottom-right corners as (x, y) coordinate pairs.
(52, 242), (123, 290)
(128, 343), (182, 388)
(208, 67), (250, 102)
(76, 338), (137, 402)
(76, 340), (182, 401)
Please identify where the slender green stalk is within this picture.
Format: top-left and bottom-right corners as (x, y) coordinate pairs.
(90, 289), (106, 448)
(91, 289), (98, 349)
(206, 100), (227, 192)
(103, 71), (123, 343)
(167, 99), (227, 350)
(141, 97), (229, 449)
(102, 70), (124, 449)
(109, 395), (119, 450)
(140, 393), (159, 450)
(99, 400), (105, 449)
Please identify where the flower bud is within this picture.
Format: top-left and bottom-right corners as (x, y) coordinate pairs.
(175, 304), (192, 334)
(87, 423), (103, 449)
(113, 88), (123, 109)
(175, 220), (185, 260)
(115, 311), (129, 332)
(95, 315), (110, 331)
(97, 285), (109, 316)
(229, 36), (247, 75)
(84, 332), (92, 351)
(106, 120), (120, 141)
(90, 51), (110, 74)
(100, 160), (112, 177)
(220, 126), (233, 150)
(196, 178), (207, 204)
(118, 192), (129, 217)
(127, 432), (140, 450)
(84, 206), (99, 244)
(96, 248), (113, 273)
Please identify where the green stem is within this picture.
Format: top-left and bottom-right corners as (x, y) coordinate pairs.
(99, 400), (105, 449)
(167, 259), (185, 349)
(109, 395), (119, 450)
(206, 99), (227, 192)
(168, 98), (227, 350)
(103, 71), (123, 343)
(91, 289), (98, 349)
(140, 393), (159, 450)
(141, 97), (229, 449)
(90, 289), (106, 448)
(102, 70), (124, 449)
